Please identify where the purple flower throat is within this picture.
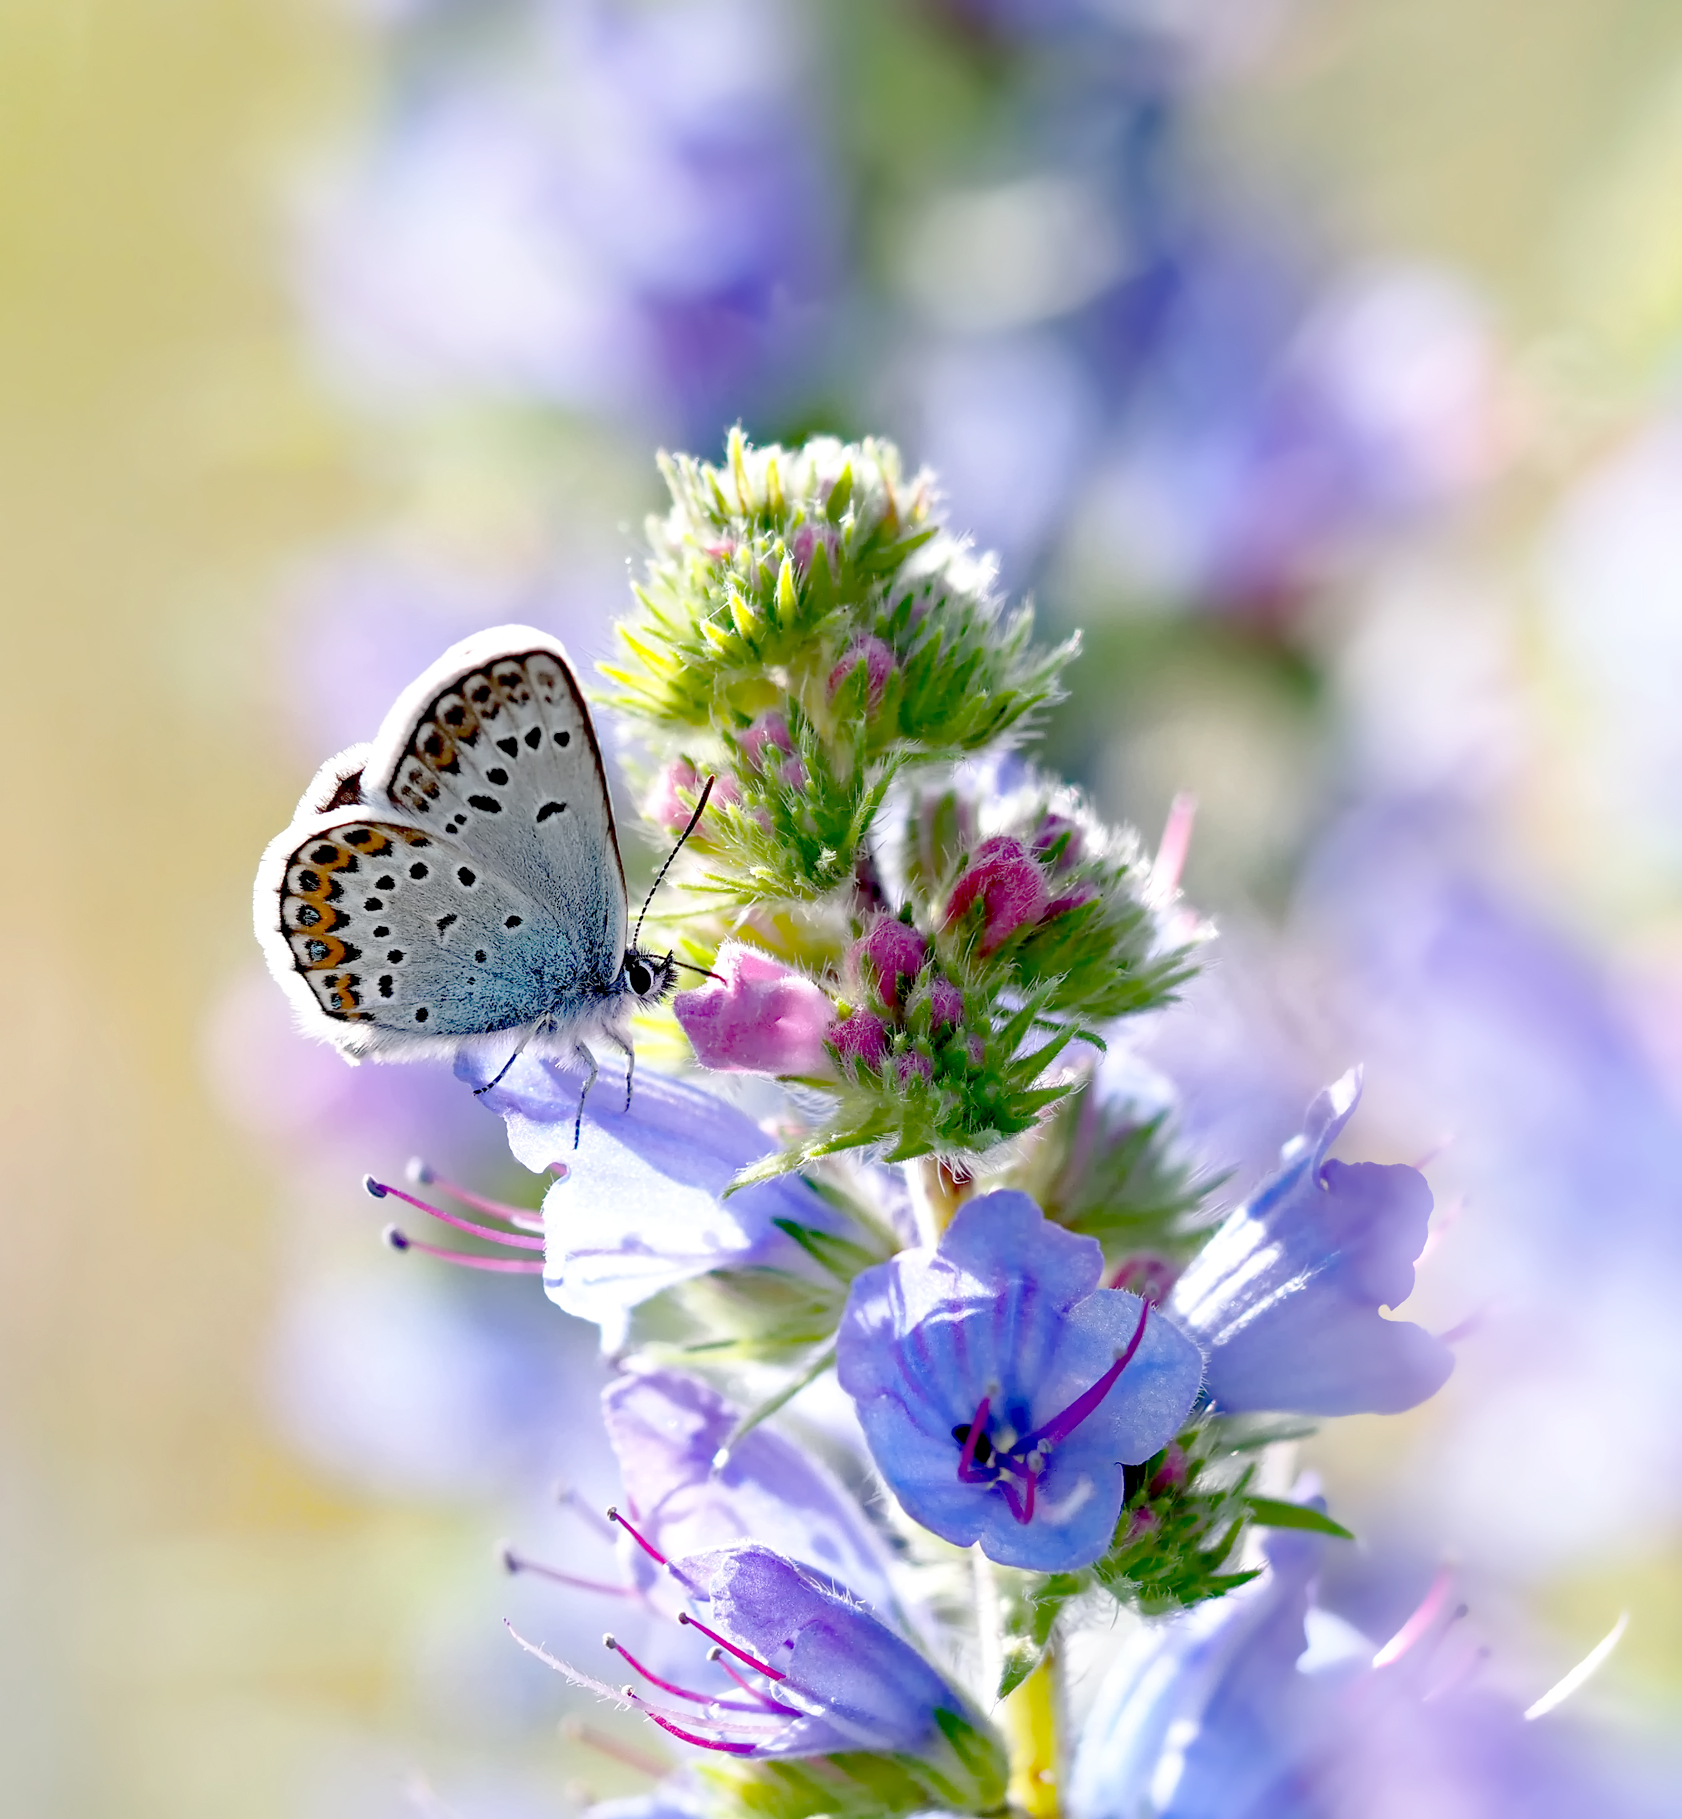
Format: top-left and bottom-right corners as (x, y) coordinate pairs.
(953, 1297), (1152, 1526)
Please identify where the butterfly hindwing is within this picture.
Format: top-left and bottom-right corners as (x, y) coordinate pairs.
(266, 812), (616, 1052)
(364, 630), (626, 981)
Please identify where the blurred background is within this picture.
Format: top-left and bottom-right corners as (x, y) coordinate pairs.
(6, 0), (1682, 1812)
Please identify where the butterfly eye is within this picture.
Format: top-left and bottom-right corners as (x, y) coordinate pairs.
(626, 958), (653, 997)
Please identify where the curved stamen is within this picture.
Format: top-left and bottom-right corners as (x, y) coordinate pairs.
(1018, 1298), (1151, 1454)
(707, 1647), (804, 1715)
(500, 1544), (629, 1600)
(406, 1159), (545, 1232)
(366, 1176), (544, 1249)
(606, 1506), (668, 1567)
(382, 1227), (544, 1273)
(998, 1468), (1038, 1526)
(605, 1634), (769, 1713)
(955, 1395), (994, 1484)
(678, 1611), (786, 1681)
(632, 1703), (761, 1756)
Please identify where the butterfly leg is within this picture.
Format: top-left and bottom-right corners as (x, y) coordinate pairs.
(571, 1042), (599, 1149)
(604, 1026), (636, 1114)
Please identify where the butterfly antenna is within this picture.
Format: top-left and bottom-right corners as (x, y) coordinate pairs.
(632, 773), (715, 951)
(670, 957), (725, 983)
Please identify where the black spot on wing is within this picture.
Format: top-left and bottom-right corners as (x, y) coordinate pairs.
(524, 726), (542, 749)
(468, 795), (502, 814)
(536, 801), (567, 823)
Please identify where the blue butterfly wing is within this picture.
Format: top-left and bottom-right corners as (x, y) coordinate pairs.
(263, 814), (611, 1046)
(255, 628), (630, 1056)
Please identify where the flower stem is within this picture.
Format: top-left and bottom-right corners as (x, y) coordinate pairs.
(1001, 1645), (1061, 1818)
(908, 1155), (972, 1245)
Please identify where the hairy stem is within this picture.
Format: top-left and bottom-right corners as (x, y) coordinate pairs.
(908, 1155), (973, 1245)
(1001, 1645), (1062, 1818)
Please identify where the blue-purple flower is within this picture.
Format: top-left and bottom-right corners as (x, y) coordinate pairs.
(603, 1367), (901, 1622)
(836, 1191), (1203, 1571)
(463, 1054), (843, 1348)
(516, 1537), (1004, 1801)
(1068, 1523), (1666, 1819)
(1169, 1070), (1453, 1417)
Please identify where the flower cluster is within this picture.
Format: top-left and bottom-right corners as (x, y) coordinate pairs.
(290, 435), (1662, 1819)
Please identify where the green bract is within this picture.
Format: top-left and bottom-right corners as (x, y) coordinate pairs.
(607, 430), (1073, 906)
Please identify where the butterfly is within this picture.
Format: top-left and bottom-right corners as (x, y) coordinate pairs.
(254, 625), (703, 1128)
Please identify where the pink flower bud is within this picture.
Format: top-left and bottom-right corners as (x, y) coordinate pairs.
(790, 521), (838, 575)
(739, 713), (806, 790)
(928, 978), (965, 1029)
(943, 836), (1050, 955)
(831, 1009), (890, 1071)
(827, 635), (896, 711)
(1123, 1506), (1160, 1545)
(1043, 884), (1097, 923)
(895, 1051), (933, 1085)
(1148, 1444), (1189, 1498)
(741, 713), (795, 769)
(642, 760), (737, 834)
(673, 942), (835, 1077)
(850, 914), (928, 1011)
(1033, 813), (1084, 873)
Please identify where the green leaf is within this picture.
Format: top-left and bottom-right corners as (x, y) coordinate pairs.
(1243, 1496), (1355, 1541)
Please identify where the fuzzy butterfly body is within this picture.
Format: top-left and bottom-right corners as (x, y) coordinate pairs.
(254, 627), (677, 1083)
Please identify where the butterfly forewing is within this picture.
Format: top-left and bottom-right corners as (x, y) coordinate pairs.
(275, 814), (609, 1043)
(256, 627), (634, 1061)
(372, 642), (626, 973)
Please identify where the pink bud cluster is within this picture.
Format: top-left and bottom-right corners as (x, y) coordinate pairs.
(740, 713), (806, 791)
(830, 914), (970, 1086)
(643, 759), (739, 836)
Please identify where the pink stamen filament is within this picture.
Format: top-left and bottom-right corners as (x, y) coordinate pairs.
(955, 1396), (993, 1484)
(557, 1482), (620, 1542)
(632, 1702), (760, 1756)
(558, 1717), (668, 1780)
(408, 1158), (546, 1231)
(607, 1506), (669, 1567)
(605, 1634), (770, 1713)
(366, 1176), (544, 1249)
(1373, 1568), (1458, 1669)
(501, 1545), (630, 1600)
(677, 1611), (787, 1681)
(382, 1227), (544, 1273)
(1019, 1299), (1151, 1453)
(708, 1648), (803, 1715)
(1153, 791), (1197, 896)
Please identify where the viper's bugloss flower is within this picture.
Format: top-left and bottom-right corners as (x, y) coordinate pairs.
(836, 1192), (1203, 1571)
(603, 1368), (901, 1621)
(461, 1054), (841, 1347)
(1170, 1071), (1454, 1416)
(1068, 1525), (1661, 1819)
(522, 1539), (1005, 1806)
(674, 942), (835, 1077)
(661, 1544), (1002, 1785)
